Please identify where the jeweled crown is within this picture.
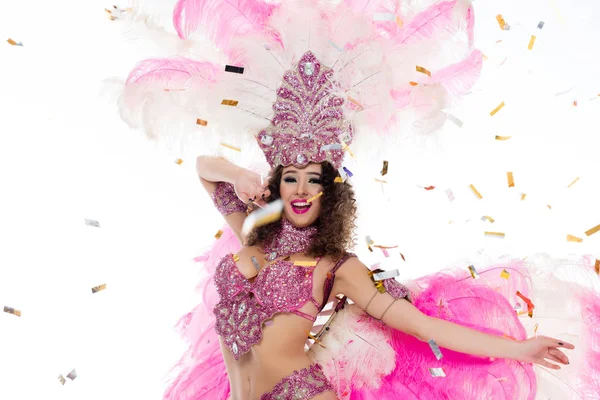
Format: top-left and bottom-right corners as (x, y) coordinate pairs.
(256, 51), (353, 170)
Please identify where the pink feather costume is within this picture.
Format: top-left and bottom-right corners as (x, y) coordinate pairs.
(112, 1), (600, 398)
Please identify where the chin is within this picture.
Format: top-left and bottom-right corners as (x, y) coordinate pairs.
(284, 209), (318, 228)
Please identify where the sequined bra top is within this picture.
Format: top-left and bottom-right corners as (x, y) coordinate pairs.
(214, 254), (328, 360)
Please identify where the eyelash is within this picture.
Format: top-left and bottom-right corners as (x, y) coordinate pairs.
(283, 177), (321, 184)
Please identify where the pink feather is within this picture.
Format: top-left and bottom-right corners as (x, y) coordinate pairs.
(397, 0), (458, 44)
(125, 57), (220, 87)
(172, 0), (277, 55)
(432, 49), (483, 97)
(164, 225), (241, 400)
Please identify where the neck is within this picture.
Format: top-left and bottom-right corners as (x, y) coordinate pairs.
(262, 218), (318, 260)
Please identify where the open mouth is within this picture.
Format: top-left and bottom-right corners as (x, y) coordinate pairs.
(291, 199), (312, 215)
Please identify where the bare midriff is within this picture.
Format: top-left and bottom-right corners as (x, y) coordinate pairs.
(224, 313), (317, 400)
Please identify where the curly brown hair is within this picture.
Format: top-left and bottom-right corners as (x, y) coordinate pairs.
(246, 162), (357, 260)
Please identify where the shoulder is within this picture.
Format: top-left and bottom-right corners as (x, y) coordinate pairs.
(330, 256), (372, 294)
(325, 252), (359, 273)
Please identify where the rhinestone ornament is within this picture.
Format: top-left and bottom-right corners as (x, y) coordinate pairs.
(256, 51), (353, 169)
(260, 364), (334, 400)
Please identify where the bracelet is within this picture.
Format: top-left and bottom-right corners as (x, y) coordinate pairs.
(212, 182), (247, 216)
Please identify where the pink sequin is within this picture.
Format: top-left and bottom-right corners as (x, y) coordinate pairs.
(260, 364), (335, 400)
(256, 51), (353, 169)
(383, 278), (411, 300)
(213, 220), (320, 360)
(212, 182), (247, 215)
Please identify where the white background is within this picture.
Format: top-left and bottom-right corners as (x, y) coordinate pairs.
(0, 1), (599, 399)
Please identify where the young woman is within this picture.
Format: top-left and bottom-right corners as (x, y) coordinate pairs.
(189, 155), (574, 400)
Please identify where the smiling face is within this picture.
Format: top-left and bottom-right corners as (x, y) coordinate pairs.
(279, 163), (323, 227)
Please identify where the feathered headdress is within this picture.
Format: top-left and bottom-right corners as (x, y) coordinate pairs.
(114, 0), (481, 169)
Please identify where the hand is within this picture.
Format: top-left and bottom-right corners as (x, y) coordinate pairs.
(515, 335), (574, 369)
(233, 169), (270, 208)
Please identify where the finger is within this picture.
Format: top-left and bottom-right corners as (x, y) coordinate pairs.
(548, 348), (570, 364)
(545, 354), (565, 365)
(537, 359), (561, 370)
(254, 199), (267, 208)
(547, 337), (575, 350)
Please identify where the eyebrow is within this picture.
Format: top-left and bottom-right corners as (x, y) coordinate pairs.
(283, 171), (322, 177)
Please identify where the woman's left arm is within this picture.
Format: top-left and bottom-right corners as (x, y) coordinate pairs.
(335, 257), (574, 369)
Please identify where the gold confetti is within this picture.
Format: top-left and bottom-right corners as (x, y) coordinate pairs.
(175, 158), (183, 165)
(585, 224), (600, 237)
(547, 204), (552, 210)
(366, 236), (374, 252)
(521, 193), (527, 200)
(528, 35), (536, 50)
(594, 259), (599, 275)
(409, 81), (419, 86)
(490, 101), (505, 116)
(91, 283), (107, 294)
(396, 16), (404, 28)
(196, 118), (207, 126)
(534, 323), (539, 334)
(334, 177), (343, 183)
(429, 367), (446, 377)
(507, 172), (515, 187)
(428, 339), (444, 360)
(3, 306), (21, 317)
(347, 96), (364, 109)
(567, 177), (580, 188)
(500, 269), (511, 279)
(482, 216), (495, 223)
(241, 199), (283, 235)
(307, 192), (323, 203)
(469, 184), (483, 199)
(374, 178), (388, 184)
(496, 14), (508, 30)
(567, 234), (583, 243)
(233, 254), (240, 262)
(341, 142), (355, 158)
(214, 230), (223, 239)
(495, 135), (511, 140)
(294, 260), (318, 267)
(220, 143), (241, 152)
(485, 231), (506, 238)
(7, 38), (22, 46)
(468, 265), (480, 279)
(381, 161), (389, 176)
(573, 100), (578, 107)
(58, 375), (66, 386)
(416, 65), (431, 77)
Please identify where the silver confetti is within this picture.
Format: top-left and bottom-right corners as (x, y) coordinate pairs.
(429, 367), (446, 377)
(251, 256), (261, 272)
(446, 113), (464, 128)
(58, 375), (66, 386)
(537, 21), (545, 29)
(84, 219), (101, 228)
(428, 339), (444, 360)
(373, 270), (400, 281)
(66, 369), (77, 380)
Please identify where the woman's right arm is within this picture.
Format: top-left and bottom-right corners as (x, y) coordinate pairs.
(197, 156), (268, 243)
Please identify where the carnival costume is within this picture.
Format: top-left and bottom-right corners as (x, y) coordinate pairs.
(113, 0), (600, 398)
